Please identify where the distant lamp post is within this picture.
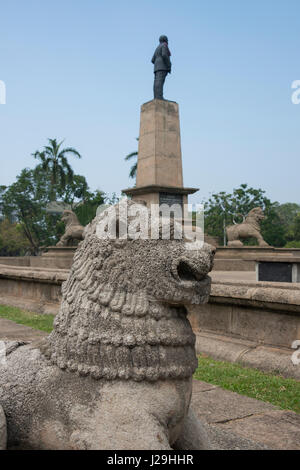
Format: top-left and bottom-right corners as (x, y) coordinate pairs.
(218, 202), (228, 247)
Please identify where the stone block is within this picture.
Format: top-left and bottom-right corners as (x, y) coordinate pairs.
(191, 381), (276, 424)
(217, 410), (300, 450)
(136, 100), (183, 188)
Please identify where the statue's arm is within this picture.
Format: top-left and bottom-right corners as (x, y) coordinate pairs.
(151, 53), (156, 64)
(161, 45), (171, 72)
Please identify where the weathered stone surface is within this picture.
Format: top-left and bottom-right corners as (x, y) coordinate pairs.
(205, 423), (270, 450)
(0, 200), (215, 450)
(136, 100), (183, 188)
(190, 380), (300, 450)
(0, 257), (31, 267)
(0, 319), (47, 342)
(123, 100), (198, 207)
(193, 331), (300, 380)
(191, 380), (217, 393)
(172, 408), (210, 450)
(194, 332), (256, 363)
(212, 246), (300, 271)
(241, 346), (300, 380)
(213, 259), (256, 271)
(217, 410), (300, 450)
(0, 265), (67, 314)
(37, 247), (76, 269)
(0, 345), (195, 449)
(191, 382), (277, 424)
(215, 246), (300, 259)
(188, 277), (300, 355)
(0, 405), (6, 450)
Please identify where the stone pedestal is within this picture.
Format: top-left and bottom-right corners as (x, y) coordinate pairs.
(30, 247), (77, 269)
(123, 99), (198, 209)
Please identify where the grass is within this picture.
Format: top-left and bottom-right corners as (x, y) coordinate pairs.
(0, 304), (299, 413)
(0, 304), (54, 333)
(194, 354), (300, 414)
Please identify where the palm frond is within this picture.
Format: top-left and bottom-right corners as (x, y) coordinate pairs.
(59, 147), (82, 159)
(129, 163), (137, 179)
(125, 151), (138, 161)
(32, 151), (46, 162)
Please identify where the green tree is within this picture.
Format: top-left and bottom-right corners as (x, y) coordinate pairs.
(32, 138), (81, 201)
(285, 213), (300, 247)
(0, 219), (30, 256)
(1, 166), (104, 253)
(204, 184), (286, 247)
(273, 203), (300, 245)
(0, 185), (7, 220)
(125, 138), (138, 179)
(74, 189), (106, 226)
(1, 167), (57, 253)
(63, 174), (90, 207)
(293, 214), (300, 240)
(275, 203), (300, 228)
(260, 202), (287, 247)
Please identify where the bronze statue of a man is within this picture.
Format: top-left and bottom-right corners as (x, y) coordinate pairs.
(151, 35), (172, 100)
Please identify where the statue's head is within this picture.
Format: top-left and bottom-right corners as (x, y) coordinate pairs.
(247, 207), (265, 223)
(61, 210), (80, 226)
(45, 200), (215, 382)
(159, 35), (168, 44)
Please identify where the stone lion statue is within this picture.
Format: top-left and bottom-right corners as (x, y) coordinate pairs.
(0, 200), (215, 450)
(56, 210), (85, 247)
(226, 207), (269, 247)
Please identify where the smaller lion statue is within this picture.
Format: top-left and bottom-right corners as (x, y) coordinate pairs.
(56, 210), (85, 247)
(226, 207), (269, 247)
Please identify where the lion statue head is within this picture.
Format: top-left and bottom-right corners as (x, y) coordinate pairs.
(61, 210), (81, 227)
(43, 200), (215, 382)
(245, 207), (265, 224)
(56, 210), (85, 247)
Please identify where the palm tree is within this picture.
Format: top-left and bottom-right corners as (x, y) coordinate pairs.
(125, 138), (138, 179)
(32, 138), (81, 200)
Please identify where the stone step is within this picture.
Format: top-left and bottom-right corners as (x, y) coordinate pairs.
(191, 380), (300, 450)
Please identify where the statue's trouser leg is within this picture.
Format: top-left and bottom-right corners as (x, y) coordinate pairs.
(154, 71), (167, 99)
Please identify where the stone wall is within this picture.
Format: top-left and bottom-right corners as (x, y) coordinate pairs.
(188, 280), (300, 350)
(1, 246), (300, 272)
(0, 264), (299, 353)
(0, 265), (67, 314)
(0, 247), (75, 270)
(0, 257), (30, 267)
(212, 247), (300, 271)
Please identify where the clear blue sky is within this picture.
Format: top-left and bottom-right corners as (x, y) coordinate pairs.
(1, 0), (299, 205)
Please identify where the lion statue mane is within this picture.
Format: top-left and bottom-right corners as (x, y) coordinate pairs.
(0, 200), (215, 450)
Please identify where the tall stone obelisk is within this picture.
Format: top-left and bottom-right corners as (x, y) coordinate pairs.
(123, 99), (198, 208)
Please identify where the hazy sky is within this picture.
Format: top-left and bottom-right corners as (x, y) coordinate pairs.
(1, 0), (299, 205)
